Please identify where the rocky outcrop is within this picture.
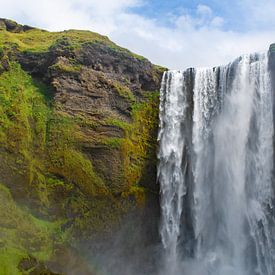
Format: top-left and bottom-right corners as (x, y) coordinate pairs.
(0, 19), (165, 274)
(0, 18), (35, 32)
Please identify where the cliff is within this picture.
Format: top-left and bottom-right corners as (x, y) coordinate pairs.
(0, 18), (165, 274)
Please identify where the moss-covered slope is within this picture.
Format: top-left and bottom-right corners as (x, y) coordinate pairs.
(0, 18), (164, 274)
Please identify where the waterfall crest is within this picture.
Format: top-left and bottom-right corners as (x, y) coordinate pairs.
(158, 52), (275, 275)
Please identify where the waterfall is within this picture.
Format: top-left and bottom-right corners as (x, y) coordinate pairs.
(158, 52), (275, 275)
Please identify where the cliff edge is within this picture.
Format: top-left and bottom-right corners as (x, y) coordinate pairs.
(0, 18), (165, 274)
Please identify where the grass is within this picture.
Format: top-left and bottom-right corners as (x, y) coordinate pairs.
(0, 183), (61, 274)
(0, 61), (107, 197)
(0, 29), (110, 52)
(101, 137), (124, 149)
(0, 26), (148, 61)
(112, 81), (136, 102)
(49, 62), (82, 73)
(0, 23), (161, 259)
(103, 92), (159, 191)
(122, 92), (159, 188)
(0, 62), (49, 154)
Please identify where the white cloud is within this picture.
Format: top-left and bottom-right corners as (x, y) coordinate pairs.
(197, 4), (213, 18)
(174, 4), (224, 31)
(0, 0), (275, 69)
(239, 0), (275, 29)
(112, 14), (275, 69)
(210, 17), (224, 28)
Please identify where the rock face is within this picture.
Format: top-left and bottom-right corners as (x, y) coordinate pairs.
(0, 18), (35, 32)
(0, 18), (165, 274)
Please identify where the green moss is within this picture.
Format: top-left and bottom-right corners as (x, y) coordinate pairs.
(46, 115), (107, 196)
(0, 62), (48, 154)
(153, 64), (167, 74)
(99, 92), (159, 192)
(101, 137), (124, 149)
(122, 185), (146, 206)
(0, 29), (111, 53)
(96, 92), (159, 193)
(0, 183), (60, 274)
(49, 62), (82, 73)
(49, 148), (107, 196)
(0, 61), (106, 200)
(112, 81), (135, 102)
(104, 118), (131, 131)
(121, 92), (159, 188)
(0, 26), (148, 63)
(0, 247), (26, 275)
(0, 24), (161, 259)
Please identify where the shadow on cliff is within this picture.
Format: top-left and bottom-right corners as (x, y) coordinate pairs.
(80, 194), (162, 275)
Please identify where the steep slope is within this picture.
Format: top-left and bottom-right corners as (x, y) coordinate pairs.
(0, 18), (165, 274)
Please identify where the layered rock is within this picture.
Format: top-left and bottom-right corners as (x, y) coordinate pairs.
(0, 18), (165, 274)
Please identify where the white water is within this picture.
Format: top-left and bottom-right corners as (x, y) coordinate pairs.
(158, 71), (187, 274)
(158, 53), (275, 275)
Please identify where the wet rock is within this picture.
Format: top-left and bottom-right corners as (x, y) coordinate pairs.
(18, 256), (62, 275)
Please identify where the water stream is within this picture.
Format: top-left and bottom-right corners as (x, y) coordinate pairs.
(158, 52), (275, 275)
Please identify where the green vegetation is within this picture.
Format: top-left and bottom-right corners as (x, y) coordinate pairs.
(0, 29), (110, 53)
(47, 116), (107, 196)
(0, 19), (161, 272)
(0, 183), (60, 274)
(104, 118), (131, 131)
(0, 25), (147, 61)
(0, 57), (159, 237)
(104, 92), (159, 191)
(0, 61), (107, 198)
(153, 64), (167, 74)
(49, 61), (82, 73)
(0, 62), (49, 154)
(122, 185), (146, 206)
(101, 137), (124, 149)
(112, 81), (136, 102)
(0, 60), (116, 270)
(122, 92), (159, 188)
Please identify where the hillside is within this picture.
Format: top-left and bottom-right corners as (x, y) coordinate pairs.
(0, 18), (165, 274)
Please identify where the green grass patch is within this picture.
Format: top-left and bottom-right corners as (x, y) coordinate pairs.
(0, 29), (111, 53)
(112, 81), (136, 102)
(0, 61), (107, 199)
(0, 27), (148, 62)
(0, 183), (61, 274)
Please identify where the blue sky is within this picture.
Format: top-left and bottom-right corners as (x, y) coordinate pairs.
(133, 0), (223, 26)
(1, 0), (275, 69)
(133, 0), (275, 31)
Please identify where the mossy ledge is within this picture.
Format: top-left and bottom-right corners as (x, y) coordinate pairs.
(0, 18), (165, 274)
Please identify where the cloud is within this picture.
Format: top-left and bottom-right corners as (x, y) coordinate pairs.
(239, 0), (275, 29)
(0, 0), (142, 33)
(112, 14), (275, 69)
(197, 4), (213, 18)
(173, 5), (224, 31)
(1, 0), (275, 69)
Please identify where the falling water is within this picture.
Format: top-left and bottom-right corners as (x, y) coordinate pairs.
(158, 51), (275, 275)
(158, 71), (187, 274)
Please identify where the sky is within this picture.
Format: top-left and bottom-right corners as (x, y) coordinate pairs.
(1, 0), (275, 69)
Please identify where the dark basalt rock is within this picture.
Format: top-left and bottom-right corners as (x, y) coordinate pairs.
(16, 51), (54, 79)
(268, 43), (275, 77)
(76, 42), (162, 91)
(0, 19), (165, 274)
(18, 256), (62, 275)
(14, 34), (163, 123)
(0, 18), (36, 32)
(13, 31), (163, 196)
